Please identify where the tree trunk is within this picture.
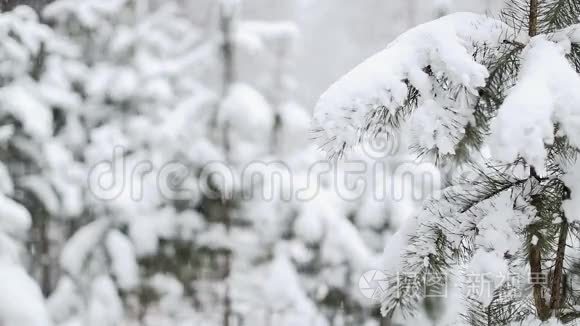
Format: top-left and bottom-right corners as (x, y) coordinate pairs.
(526, 1), (550, 320)
(528, 0), (538, 37)
(218, 3), (236, 326)
(529, 242), (550, 320)
(549, 220), (568, 317)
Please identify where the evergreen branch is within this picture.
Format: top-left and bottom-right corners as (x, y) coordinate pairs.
(381, 162), (531, 320)
(458, 177), (527, 215)
(561, 311), (580, 324)
(500, 0), (533, 32)
(539, 0), (580, 33)
(462, 287), (533, 326)
(447, 41), (524, 164)
(313, 82), (419, 160)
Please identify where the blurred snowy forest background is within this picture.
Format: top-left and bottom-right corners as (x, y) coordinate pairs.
(194, 0), (503, 106)
(0, 1), (503, 326)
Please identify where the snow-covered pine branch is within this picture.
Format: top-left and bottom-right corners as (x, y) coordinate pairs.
(313, 13), (514, 161)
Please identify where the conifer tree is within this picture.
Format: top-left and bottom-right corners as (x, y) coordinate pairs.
(41, 1), (208, 324)
(0, 5), (76, 325)
(313, 0), (580, 324)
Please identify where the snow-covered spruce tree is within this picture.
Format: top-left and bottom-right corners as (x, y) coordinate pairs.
(41, 0), (211, 324)
(0, 5), (80, 326)
(313, 0), (580, 324)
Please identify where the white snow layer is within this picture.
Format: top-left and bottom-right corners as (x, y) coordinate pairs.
(313, 13), (510, 157)
(490, 36), (580, 170)
(563, 160), (580, 223)
(60, 219), (110, 276)
(105, 230), (139, 290)
(0, 194), (31, 236)
(0, 259), (52, 326)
